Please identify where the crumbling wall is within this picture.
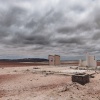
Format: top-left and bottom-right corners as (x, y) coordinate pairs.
(54, 55), (60, 65)
(48, 55), (54, 65)
(48, 55), (60, 65)
(88, 56), (97, 68)
(79, 54), (97, 68)
(79, 60), (86, 67)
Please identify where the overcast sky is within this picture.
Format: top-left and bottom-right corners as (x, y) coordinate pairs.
(0, 0), (100, 59)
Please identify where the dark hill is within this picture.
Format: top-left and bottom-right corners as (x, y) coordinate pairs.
(0, 58), (48, 62)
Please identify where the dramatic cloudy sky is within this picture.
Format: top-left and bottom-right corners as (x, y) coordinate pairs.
(0, 0), (100, 59)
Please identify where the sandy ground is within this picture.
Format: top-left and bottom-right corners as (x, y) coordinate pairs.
(0, 66), (100, 100)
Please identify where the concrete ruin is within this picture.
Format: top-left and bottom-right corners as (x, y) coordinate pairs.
(48, 55), (60, 65)
(79, 53), (97, 68)
(72, 73), (90, 85)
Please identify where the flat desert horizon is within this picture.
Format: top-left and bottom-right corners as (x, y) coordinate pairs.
(0, 61), (100, 100)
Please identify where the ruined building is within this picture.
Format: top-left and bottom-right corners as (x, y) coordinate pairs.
(48, 55), (60, 65)
(79, 53), (97, 68)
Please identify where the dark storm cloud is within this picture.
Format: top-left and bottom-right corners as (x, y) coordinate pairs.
(57, 26), (75, 33)
(2, 33), (51, 47)
(0, 6), (27, 27)
(0, 27), (9, 38)
(56, 36), (84, 45)
(57, 19), (95, 34)
(0, 0), (100, 58)
(92, 31), (100, 40)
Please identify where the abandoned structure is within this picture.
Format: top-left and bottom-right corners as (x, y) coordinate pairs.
(79, 53), (97, 68)
(72, 73), (90, 85)
(48, 55), (60, 65)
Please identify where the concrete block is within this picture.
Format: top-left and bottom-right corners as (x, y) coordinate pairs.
(72, 73), (90, 85)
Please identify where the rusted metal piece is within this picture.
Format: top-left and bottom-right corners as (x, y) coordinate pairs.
(72, 73), (90, 85)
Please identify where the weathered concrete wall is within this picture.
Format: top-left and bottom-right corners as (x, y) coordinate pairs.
(48, 55), (54, 65)
(48, 55), (60, 65)
(79, 60), (86, 67)
(82, 61), (86, 67)
(88, 56), (97, 68)
(79, 59), (82, 67)
(54, 55), (60, 65)
(79, 54), (97, 68)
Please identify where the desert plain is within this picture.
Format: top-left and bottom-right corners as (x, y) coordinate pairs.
(0, 61), (100, 100)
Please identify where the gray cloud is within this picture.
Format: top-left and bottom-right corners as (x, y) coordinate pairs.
(92, 31), (100, 40)
(2, 33), (51, 47)
(56, 36), (85, 45)
(0, 0), (100, 59)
